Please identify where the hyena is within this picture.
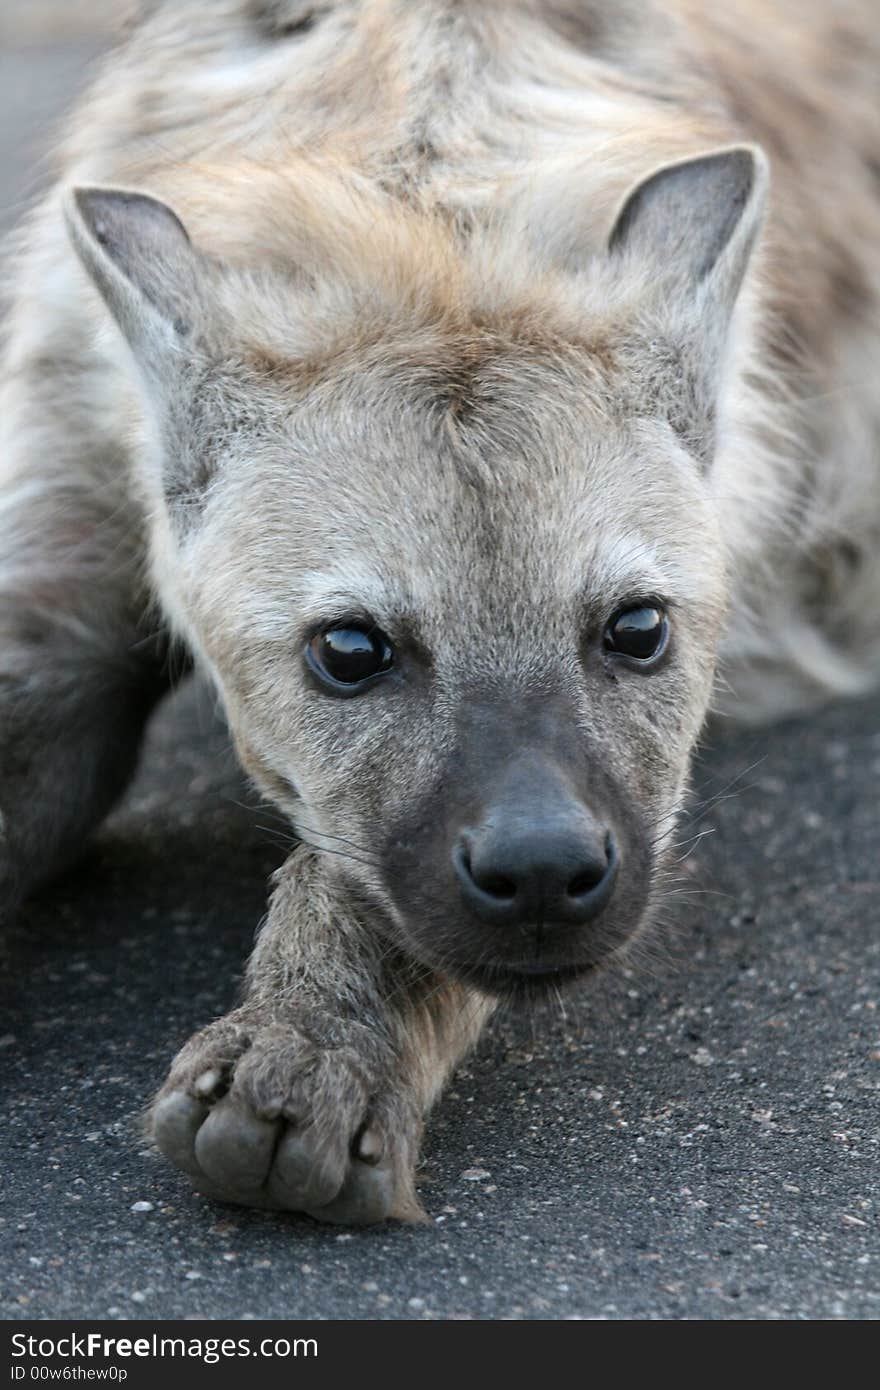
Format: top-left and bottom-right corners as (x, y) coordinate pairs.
(1, 0), (878, 1224)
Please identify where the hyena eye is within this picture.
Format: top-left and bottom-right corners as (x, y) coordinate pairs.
(306, 623), (394, 691)
(603, 603), (669, 665)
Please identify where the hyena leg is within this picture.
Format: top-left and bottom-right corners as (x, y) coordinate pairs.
(0, 356), (170, 916)
(152, 848), (495, 1224)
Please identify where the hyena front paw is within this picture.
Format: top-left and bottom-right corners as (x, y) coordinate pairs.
(150, 1011), (425, 1225)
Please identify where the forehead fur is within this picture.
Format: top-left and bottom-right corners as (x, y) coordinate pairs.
(141, 161), (727, 642)
(186, 377), (723, 663)
(153, 157), (646, 370)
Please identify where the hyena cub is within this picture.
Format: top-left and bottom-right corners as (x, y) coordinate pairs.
(1, 0), (879, 1223)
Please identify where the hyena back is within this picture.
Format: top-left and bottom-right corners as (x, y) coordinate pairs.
(1, 0), (878, 1221)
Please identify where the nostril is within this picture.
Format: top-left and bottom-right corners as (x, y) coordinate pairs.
(460, 847), (517, 901)
(566, 833), (617, 900)
(567, 869), (603, 897)
(476, 871), (517, 901)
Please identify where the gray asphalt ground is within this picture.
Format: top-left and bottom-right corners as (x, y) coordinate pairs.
(1, 32), (878, 1322)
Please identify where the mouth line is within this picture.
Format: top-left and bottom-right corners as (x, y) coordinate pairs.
(504, 961), (587, 978)
(455, 959), (596, 992)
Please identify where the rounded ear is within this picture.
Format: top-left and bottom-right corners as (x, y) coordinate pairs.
(607, 146), (769, 468)
(608, 144), (769, 315)
(64, 186), (207, 370)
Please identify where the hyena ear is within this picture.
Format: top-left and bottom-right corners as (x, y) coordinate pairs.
(608, 145), (767, 311)
(64, 187), (206, 370)
(608, 146), (768, 463)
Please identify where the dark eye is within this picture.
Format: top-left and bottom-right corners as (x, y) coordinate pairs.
(604, 603), (669, 664)
(306, 623), (394, 691)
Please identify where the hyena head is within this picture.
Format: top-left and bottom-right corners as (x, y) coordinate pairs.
(67, 145), (766, 994)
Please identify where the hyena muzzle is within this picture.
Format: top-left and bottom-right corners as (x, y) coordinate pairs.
(1, 0), (878, 1223)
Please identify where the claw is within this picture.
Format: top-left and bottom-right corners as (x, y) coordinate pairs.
(356, 1124), (385, 1165)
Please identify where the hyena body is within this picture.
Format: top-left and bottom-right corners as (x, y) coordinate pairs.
(1, 0), (878, 1221)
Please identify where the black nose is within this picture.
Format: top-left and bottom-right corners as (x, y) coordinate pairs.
(453, 817), (619, 928)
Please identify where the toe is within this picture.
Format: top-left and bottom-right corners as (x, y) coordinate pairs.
(193, 1096), (280, 1195)
(268, 1123), (349, 1210)
(310, 1153), (397, 1225)
(151, 1091), (208, 1178)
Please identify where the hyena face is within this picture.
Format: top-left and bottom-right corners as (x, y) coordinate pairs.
(67, 146), (765, 994)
